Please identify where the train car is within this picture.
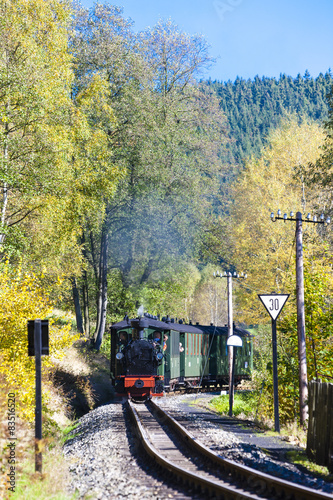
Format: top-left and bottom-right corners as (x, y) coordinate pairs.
(197, 324), (253, 386)
(110, 313), (253, 399)
(160, 318), (206, 391)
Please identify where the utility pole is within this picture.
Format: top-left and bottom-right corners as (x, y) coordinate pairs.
(270, 210), (330, 425)
(295, 212), (307, 425)
(227, 272), (233, 403)
(214, 270), (247, 416)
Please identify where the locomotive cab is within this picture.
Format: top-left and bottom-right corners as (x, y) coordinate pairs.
(111, 316), (167, 400)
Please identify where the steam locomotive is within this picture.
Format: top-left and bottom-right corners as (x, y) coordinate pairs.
(110, 313), (253, 400)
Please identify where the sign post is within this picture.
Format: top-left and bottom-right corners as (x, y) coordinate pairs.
(258, 294), (289, 432)
(28, 319), (49, 473)
(227, 334), (243, 417)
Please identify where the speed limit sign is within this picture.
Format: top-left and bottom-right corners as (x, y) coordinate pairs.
(258, 293), (289, 433)
(258, 294), (289, 320)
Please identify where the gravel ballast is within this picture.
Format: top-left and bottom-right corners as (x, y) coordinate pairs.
(63, 394), (333, 498)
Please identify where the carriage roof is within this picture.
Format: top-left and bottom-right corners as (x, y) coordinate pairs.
(110, 316), (252, 337)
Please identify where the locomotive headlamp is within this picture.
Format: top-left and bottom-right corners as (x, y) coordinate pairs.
(116, 351), (124, 360)
(156, 352), (163, 361)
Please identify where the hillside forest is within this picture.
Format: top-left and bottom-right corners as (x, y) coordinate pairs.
(1, 0), (333, 425)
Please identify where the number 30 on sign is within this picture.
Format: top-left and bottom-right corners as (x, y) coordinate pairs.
(258, 294), (289, 321)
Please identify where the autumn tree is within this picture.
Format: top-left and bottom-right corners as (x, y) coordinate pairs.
(70, 73), (124, 339)
(218, 115), (333, 424)
(222, 115), (326, 324)
(110, 21), (227, 290)
(69, 3), (134, 346)
(0, 0), (74, 252)
(71, 5), (228, 349)
(0, 262), (78, 421)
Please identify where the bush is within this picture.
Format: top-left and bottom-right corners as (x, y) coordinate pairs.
(0, 263), (79, 421)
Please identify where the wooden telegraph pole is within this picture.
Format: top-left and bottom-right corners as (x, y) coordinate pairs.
(295, 212), (308, 425)
(227, 272), (233, 416)
(270, 210), (330, 426)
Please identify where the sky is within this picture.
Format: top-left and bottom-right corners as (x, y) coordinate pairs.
(79, 0), (333, 83)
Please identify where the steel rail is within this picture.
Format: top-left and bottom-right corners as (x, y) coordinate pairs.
(129, 399), (332, 500)
(149, 399), (332, 500)
(128, 400), (260, 500)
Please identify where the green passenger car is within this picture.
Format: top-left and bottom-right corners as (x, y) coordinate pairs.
(110, 315), (253, 394)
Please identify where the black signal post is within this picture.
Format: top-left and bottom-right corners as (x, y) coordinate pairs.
(270, 210), (330, 426)
(28, 319), (49, 473)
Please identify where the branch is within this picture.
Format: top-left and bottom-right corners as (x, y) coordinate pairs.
(7, 206), (42, 227)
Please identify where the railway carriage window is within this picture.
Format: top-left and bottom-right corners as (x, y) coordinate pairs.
(197, 335), (199, 355)
(163, 334), (168, 351)
(186, 334), (189, 355)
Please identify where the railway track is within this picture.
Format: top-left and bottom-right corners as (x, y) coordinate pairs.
(128, 399), (332, 500)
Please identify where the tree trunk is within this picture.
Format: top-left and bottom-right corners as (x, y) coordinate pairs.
(89, 229), (101, 335)
(139, 257), (154, 285)
(82, 272), (90, 338)
(72, 277), (84, 334)
(94, 224), (109, 350)
(80, 231), (91, 338)
(0, 121), (9, 247)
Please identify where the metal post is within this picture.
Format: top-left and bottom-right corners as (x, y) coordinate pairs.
(229, 346), (236, 416)
(295, 212), (308, 425)
(34, 319), (42, 473)
(227, 274), (233, 415)
(272, 318), (280, 432)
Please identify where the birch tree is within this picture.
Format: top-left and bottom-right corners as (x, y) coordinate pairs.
(0, 0), (73, 249)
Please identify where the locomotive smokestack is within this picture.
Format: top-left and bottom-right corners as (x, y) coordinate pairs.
(131, 317), (148, 340)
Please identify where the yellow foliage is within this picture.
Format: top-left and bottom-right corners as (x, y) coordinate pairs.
(0, 263), (79, 421)
(226, 116), (326, 324)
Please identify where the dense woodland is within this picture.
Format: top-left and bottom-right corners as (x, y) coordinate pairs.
(207, 71), (333, 166)
(1, 0), (333, 424)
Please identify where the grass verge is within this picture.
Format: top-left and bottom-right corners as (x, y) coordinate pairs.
(209, 391), (333, 482)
